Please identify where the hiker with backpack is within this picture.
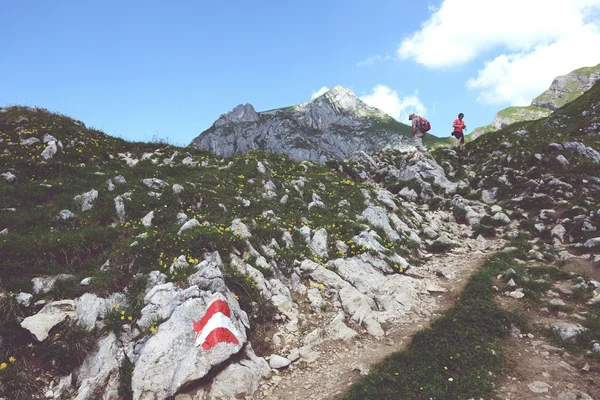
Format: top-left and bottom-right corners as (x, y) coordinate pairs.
(408, 113), (430, 156)
(452, 113), (466, 151)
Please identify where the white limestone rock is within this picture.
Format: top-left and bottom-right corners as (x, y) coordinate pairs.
(21, 300), (78, 341)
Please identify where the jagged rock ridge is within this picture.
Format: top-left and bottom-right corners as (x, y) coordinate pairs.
(190, 86), (420, 163)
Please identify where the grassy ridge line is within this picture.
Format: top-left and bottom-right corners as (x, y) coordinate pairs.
(341, 251), (518, 400)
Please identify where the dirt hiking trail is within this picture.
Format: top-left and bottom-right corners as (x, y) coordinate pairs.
(255, 243), (499, 400)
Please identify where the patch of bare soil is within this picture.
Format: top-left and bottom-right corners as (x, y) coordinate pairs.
(494, 256), (600, 400)
(255, 248), (495, 400)
(564, 257), (600, 282)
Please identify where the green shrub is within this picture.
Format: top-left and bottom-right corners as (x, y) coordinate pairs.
(0, 359), (43, 400)
(118, 357), (134, 399)
(39, 324), (97, 374)
(222, 267), (275, 324)
(452, 206), (468, 224)
(472, 224), (496, 238)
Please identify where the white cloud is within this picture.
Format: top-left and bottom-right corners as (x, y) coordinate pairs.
(427, 3), (439, 12)
(467, 25), (600, 104)
(357, 54), (391, 67)
(398, 0), (600, 68)
(397, 0), (600, 105)
(360, 85), (427, 122)
(311, 86), (330, 99)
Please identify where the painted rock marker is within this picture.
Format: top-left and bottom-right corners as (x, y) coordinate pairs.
(193, 298), (240, 350)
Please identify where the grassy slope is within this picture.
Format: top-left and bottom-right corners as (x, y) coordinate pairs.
(533, 63), (600, 107)
(496, 105), (551, 118)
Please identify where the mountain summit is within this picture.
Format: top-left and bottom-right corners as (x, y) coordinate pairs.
(190, 86), (420, 163)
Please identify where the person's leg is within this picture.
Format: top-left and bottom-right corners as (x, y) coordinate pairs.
(414, 134), (424, 153)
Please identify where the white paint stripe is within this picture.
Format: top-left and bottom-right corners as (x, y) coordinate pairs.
(194, 311), (240, 347)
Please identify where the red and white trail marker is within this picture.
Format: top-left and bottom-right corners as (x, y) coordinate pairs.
(193, 298), (240, 350)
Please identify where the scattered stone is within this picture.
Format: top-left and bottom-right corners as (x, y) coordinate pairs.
(549, 322), (588, 342)
(527, 381), (551, 393)
(20, 300), (77, 341)
(557, 390), (593, 400)
(15, 292), (33, 307)
(74, 189), (99, 212)
(173, 183), (184, 194)
(435, 266), (454, 280)
(583, 237), (600, 248)
(581, 362), (590, 372)
(142, 211), (155, 227)
(426, 284), (447, 293)
(1, 171), (17, 183)
(269, 355), (291, 369)
(508, 289), (525, 299)
(231, 219), (252, 238)
(548, 299), (566, 307)
(141, 178), (167, 190)
(177, 218), (200, 235)
(556, 155), (569, 166)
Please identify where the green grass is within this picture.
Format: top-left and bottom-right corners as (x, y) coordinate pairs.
(341, 253), (516, 400)
(496, 105), (552, 119)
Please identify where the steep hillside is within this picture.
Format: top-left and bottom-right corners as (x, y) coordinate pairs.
(472, 63), (600, 138)
(533, 63), (600, 110)
(190, 86), (438, 163)
(431, 80), (600, 249)
(1, 80), (599, 400)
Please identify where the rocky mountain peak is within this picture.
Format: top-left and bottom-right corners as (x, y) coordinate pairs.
(300, 85), (377, 117)
(214, 103), (260, 127)
(191, 85), (413, 163)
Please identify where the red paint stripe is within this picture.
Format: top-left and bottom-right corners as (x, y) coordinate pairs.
(201, 327), (240, 350)
(193, 299), (231, 334)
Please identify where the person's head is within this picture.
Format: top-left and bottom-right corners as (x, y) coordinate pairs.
(458, 113), (464, 119)
(408, 113), (416, 121)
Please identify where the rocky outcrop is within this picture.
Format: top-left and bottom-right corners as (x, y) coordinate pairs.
(491, 106), (552, 130)
(472, 63), (600, 138)
(532, 63), (600, 110)
(190, 86), (418, 163)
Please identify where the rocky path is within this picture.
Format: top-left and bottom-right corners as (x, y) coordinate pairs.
(255, 241), (502, 400)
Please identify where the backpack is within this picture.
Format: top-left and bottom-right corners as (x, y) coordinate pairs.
(419, 117), (431, 133)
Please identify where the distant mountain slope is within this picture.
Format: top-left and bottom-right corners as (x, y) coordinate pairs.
(472, 63), (600, 138)
(190, 86), (437, 163)
(532, 63), (600, 110)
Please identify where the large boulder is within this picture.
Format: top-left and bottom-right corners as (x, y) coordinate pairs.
(131, 293), (248, 400)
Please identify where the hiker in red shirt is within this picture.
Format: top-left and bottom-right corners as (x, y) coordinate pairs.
(452, 113), (466, 151)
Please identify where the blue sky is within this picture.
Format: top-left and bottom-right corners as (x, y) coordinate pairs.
(2, 0), (600, 145)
